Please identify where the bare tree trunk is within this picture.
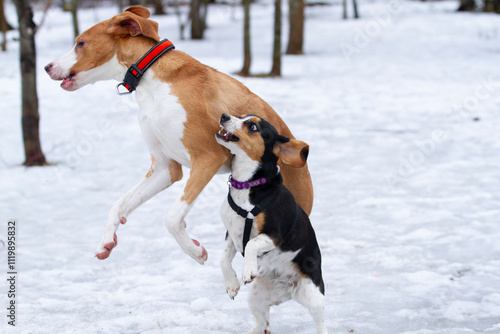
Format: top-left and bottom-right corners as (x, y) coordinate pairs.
(0, 0), (13, 29)
(154, 0), (166, 15)
(191, 0), (208, 39)
(342, 0), (347, 19)
(13, 0), (46, 166)
(239, 0), (251, 75)
(286, 0), (304, 55)
(352, 0), (359, 19)
(1, 0), (14, 51)
(71, 0), (79, 38)
(1, 0), (7, 51)
(174, 0), (188, 40)
(457, 0), (476, 11)
(270, 0), (281, 77)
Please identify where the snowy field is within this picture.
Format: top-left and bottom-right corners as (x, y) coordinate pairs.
(1, 0), (500, 333)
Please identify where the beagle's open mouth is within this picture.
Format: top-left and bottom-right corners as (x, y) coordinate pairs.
(217, 127), (239, 142)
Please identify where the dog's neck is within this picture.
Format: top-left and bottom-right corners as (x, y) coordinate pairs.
(230, 154), (281, 205)
(116, 37), (186, 81)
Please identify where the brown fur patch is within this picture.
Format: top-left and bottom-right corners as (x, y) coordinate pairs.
(294, 262), (312, 279)
(71, 24), (119, 74)
(168, 160), (183, 184)
(255, 213), (282, 247)
(145, 154), (157, 178)
(255, 212), (266, 232)
(273, 139), (309, 168)
(232, 117), (266, 162)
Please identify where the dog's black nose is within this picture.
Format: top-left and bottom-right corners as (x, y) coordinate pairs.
(44, 63), (53, 73)
(220, 113), (231, 123)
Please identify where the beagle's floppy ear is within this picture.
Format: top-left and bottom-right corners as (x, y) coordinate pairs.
(274, 136), (309, 168)
(106, 6), (160, 42)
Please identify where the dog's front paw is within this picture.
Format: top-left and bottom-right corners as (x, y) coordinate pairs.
(95, 233), (118, 260)
(225, 277), (240, 299)
(188, 239), (208, 265)
(243, 263), (258, 284)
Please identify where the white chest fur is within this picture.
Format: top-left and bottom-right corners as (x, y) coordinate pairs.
(220, 188), (257, 254)
(135, 73), (190, 166)
(220, 187), (300, 273)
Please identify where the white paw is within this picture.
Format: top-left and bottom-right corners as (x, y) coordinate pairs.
(185, 239), (208, 265)
(242, 262), (258, 284)
(225, 276), (240, 299)
(95, 233), (117, 260)
(95, 217), (126, 260)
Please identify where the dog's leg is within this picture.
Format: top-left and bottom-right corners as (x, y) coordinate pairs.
(220, 233), (240, 299)
(246, 277), (271, 334)
(242, 234), (276, 284)
(165, 156), (224, 264)
(245, 274), (291, 334)
(293, 279), (328, 334)
(95, 158), (182, 260)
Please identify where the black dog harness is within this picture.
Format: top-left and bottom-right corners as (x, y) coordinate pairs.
(227, 175), (277, 256)
(116, 38), (175, 94)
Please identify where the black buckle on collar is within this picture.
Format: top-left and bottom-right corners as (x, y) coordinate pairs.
(116, 39), (175, 95)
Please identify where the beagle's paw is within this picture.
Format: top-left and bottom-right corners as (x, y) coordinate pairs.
(225, 277), (240, 299)
(243, 262), (258, 284)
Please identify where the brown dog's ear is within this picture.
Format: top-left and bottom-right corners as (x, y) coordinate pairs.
(125, 6), (151, 18)
(106, 7), (160, 42)
(274, 138), (309, 168)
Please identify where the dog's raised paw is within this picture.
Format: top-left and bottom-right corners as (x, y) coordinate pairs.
(190, 239), (208, 265)
(95, 233), (117, 260)
(243, 267), (258, 284)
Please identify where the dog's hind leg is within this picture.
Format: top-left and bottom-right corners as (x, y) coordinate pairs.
(165, 155), (225, 264)
(293, 279), (328, 334)
(245, 274), (291, 334)
(245, 277), (272, 334)
(95, 158), (183, 260)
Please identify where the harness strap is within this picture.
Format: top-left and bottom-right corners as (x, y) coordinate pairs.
(116, 38), (175, 94)
(227, 192), (276, 256)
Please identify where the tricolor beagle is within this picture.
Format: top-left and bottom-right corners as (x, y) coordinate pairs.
(216, 114), (326, 334)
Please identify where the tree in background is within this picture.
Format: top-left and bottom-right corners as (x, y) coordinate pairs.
(343, 0), (359, 19)
(483, 0), (500, 13)
(457, 0), (476, 11)
(238, 0), (251, 75)
(269, 0), (282, 76)
(154, 0), (166, 15)
(191, 0), (208, 39)
(286, 0), (304, 55)
(456, 0), (499, 12)
(13, 0), (46, 166)
(71, 0), (79, 38)
(1, 0), (14, 51)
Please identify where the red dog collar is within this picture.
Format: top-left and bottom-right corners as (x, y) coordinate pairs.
(116, 38), (175, 94)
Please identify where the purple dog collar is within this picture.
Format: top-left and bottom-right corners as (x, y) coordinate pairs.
(228, 175), (268, 190)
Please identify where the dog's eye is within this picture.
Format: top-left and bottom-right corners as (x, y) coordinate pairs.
(248, 123), (258, 133)
(76, 41), (85, 49)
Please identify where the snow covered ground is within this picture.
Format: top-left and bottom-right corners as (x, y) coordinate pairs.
(1, 0), (500, 333)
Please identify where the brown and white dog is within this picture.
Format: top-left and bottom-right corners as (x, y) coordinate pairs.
(216, 114), (326, 334)
(44, 6), (313, 264)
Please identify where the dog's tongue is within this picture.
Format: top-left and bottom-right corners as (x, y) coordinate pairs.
(61, 77), (73, 91)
